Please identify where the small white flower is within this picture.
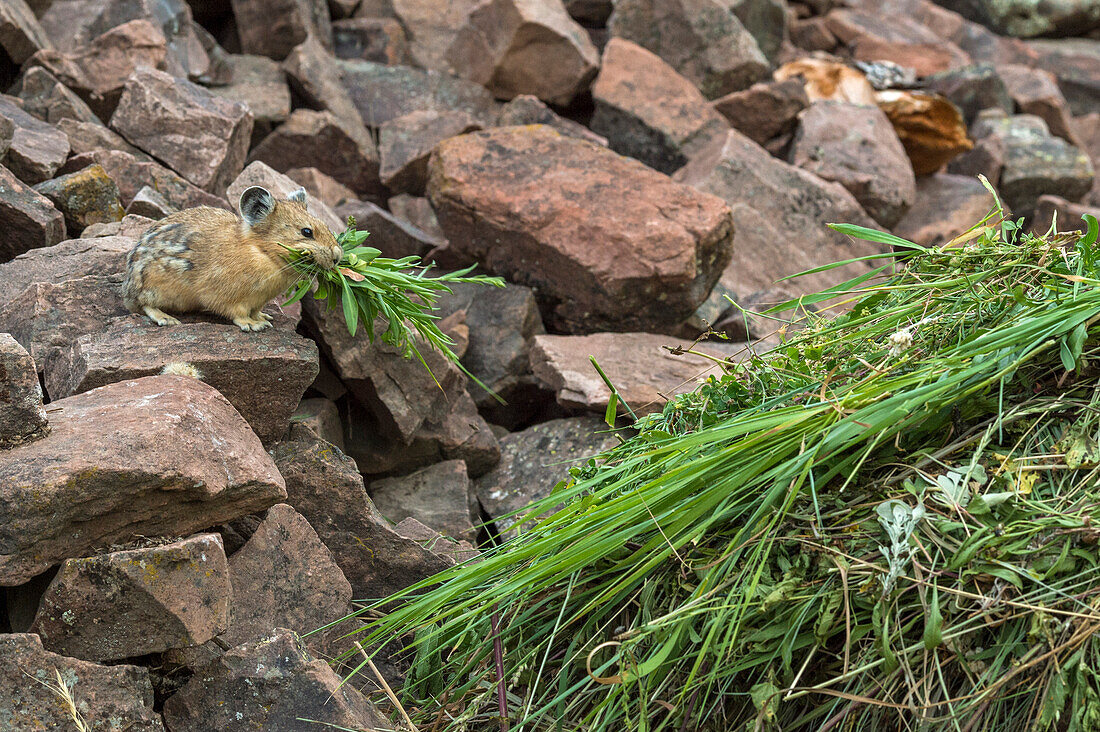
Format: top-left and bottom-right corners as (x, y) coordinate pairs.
(887, 328), (913, 357)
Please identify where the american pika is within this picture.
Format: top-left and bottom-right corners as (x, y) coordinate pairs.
(121, 186), (343, 331)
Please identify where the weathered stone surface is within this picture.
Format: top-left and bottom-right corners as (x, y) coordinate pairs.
(394, 517), (479, 564)
(727, 0), (786, 63)
(674, 129), (883, 316)
(339, 58), (500, 127)
(335, 198), (443, 257)
(379, 109), (480, 194)
(428, 125), (733, 333)
(1026, 39), (1100, 117)
(1073, 113), (1100, 206)
(497, 94), (607, 146)
(14, 66), (100, 125)
(230, 0), (332, 59)
(0, 113), (11, 161)
(111, 66), (253, 194)
(1030, 194), (1100, 235)
(32, 164), (125, 234)
(531, 332), (726, 416)
(609, 0), (768, 99)
(60, 149), (229, 210)
(790, 16), (838, 53)
(205, 54), (291, 137)
(0, 634), (165, 731)
(789, 101), (915, 228)
(45, 315), (319, 443)
(126, 184), (176, 218)
(227, 160), (343, 231)
(0, 0), (51, 64)
(0, 333), (48, 448)
(283, 34), (366, 129)
(56, 118), (150, 159)
(476, 416), (619, 537)
(272, 424), (453, 598)
(590, 39), (730, 174)
(83, 213), (154, 239)
(0, 94), (70, 184)
(0, 375), (287, 585)
(894, 173), (996, 247)
(972, 110), (1094, 214)
(163, 627), (389, 732)
(875, 89), (974, 176)
(305, 304), (501, 476)
(378, 0), (479, 72)
(712, 79), (809, 147)
(946, 0), (1100, 38)
(446, 0), (599, 106)
(30, 534), (231, 661)
(998, 64), (1079, 145)
(0, 233), (133, 305)
(0, 164), (66, 262)
(388, 193), (445, 240)
(774, 57), (878, 106)
(332, 16), (408, 64)
(285, 166), (358, 207)
(924, 63), (1012, 125)
(825, 8), (970, 76)
(27, 19), (170, 120)
(291, 397), (345, 450)
(248, 108), (381, 196)
(371, 460), (478, 541)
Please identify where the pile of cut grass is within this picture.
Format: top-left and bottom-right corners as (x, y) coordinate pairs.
(347, 189), (1100, 731)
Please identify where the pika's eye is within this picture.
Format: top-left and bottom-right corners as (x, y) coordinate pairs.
(300, 227), (313, 238)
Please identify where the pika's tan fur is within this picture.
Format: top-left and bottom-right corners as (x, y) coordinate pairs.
(121, 186), (342, 331)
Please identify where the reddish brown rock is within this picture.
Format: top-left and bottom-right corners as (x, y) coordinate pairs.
(1026, 39), (1100, 118)
(388, 193), (445, 240)
(14, 66), (100, 125)
(497, 94), (607, 146)
(111, 66), (253, 194)
(893, 174), (996, 247)
(446, 0), (599, 106)
(1030, 194), (1100, 235)
(0, 375), (287, 585)
(712, 78), (809, 147)
(1073, 112), (1100, 206)
(285, 166), (358, 207)
(674, 129), (883, 317)
(333, 16), (408, 64)
(163, 627), (390, 732)
(206, 54), (291, 143)
(30, 534), (231, 661)
(339, 57), (500, 128)
(272, 424), (453, 598)
(0, 94), (70, 184)
(45, 315), (319, 443)
(790, 16), (838, 52)
(370, 459), (478, 541)
(60, 149), (229, 210)
(998, 64), (1079, 146)
(335, 198), (444, 257)
(282, 34), (364, 130)
(83, 213), (155, 238)
(379, 109), (481, 194)
(126, 184), (176, 218)
(789, 101), (916, 227)
(0, 0), (51, 64)
(0, 113), (11, 160)
(608, 0), (768, 99)
(924, 64), (1013, 125)
(591, 39), (730, 174)
(0, 634), (165, 731)
(291, 397), (345, 450)
(0, 333), (48, 448)
(0, 233), (134, 305)
(227, 160), (343, 232)
(56, 118), (151, 159)
(875, 90), (974, 175)
(0, 164), (66, 262)
(380, 0), (479, 71)
(26, 19), (170, 120)
(230, 0), (332, 59)
(394, 517), (480, 564)
(32, 164), (125, 234)
(475, 416), (619, 537)
(248, 108), (381, 196)
(428, 125), (733, 333)
(825, 8), (970, 76)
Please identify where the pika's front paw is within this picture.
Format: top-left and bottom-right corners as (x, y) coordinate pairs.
(143, 306), (181, 326)
(233, 316), (273, 332)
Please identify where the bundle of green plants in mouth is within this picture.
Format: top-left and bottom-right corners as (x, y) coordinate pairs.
(282, 218), (504, 371)
(346, 188), (1100, 732)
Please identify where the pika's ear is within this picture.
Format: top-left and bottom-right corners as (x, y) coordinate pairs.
(239, 186), (275, 226)
(287, 187), (308, 206)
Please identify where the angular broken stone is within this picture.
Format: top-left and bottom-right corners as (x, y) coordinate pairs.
(45, 315), (319, 443)
(591, 38), (731, 175)
(0, 375), (287, 585)
(924, 63), (1013, 125)
(1030, 194), (1100, 235)
(273, 424), (453, 599)
(712, 79), (810, 147)
(998, 63), (1080, 146)
(476, 416), (620, 537)
(428, 125), (733, 333)
(285, 166), (358, 208)
(335, 197), (443, 257)
(32, 163), (125, 234)
(0, 93), (71, 184)
(205, 53), (291, 142)
(789, 101), (916, 227)
(282, 34), (364, 131)
(497, 94), (607, 146)
(893, 173), (996, 248)
(60, 149), (229, 210)
(0, 163), (66, 262)
(0, 333), (48, 448)
(126, 184), (176, 218)
(609, 0), (768, 99)
(370, 459), (478, 541)
(230, 0), (332, 59)
(824, 7), (970, 76)
(0, 0), (51, 65)
(530, 332), (727, 416)
(291, 397), (345, 450)
(379, 109), (480, 194)
(378, 0), (479, 72)
(14, 66), (101, 125)
(332, 16), (408, 64)
(0, 233), (134, 305)
(163, 627), (389, 732)
(339, 58), (500, 128)
(30, 533), (231, 661)
(111, 65), (253, 193)
(388, 193), (445, 240)
(227, 160), (344, 232)
(56, 118), (151, 160)
(248, 108), (381, 196)
(874, 90), (975, 176)
(0, 634), (165, 731)
(0, 113), (11, 160)
(446, 0), (599, 107)
(394, 517), (480, 564)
